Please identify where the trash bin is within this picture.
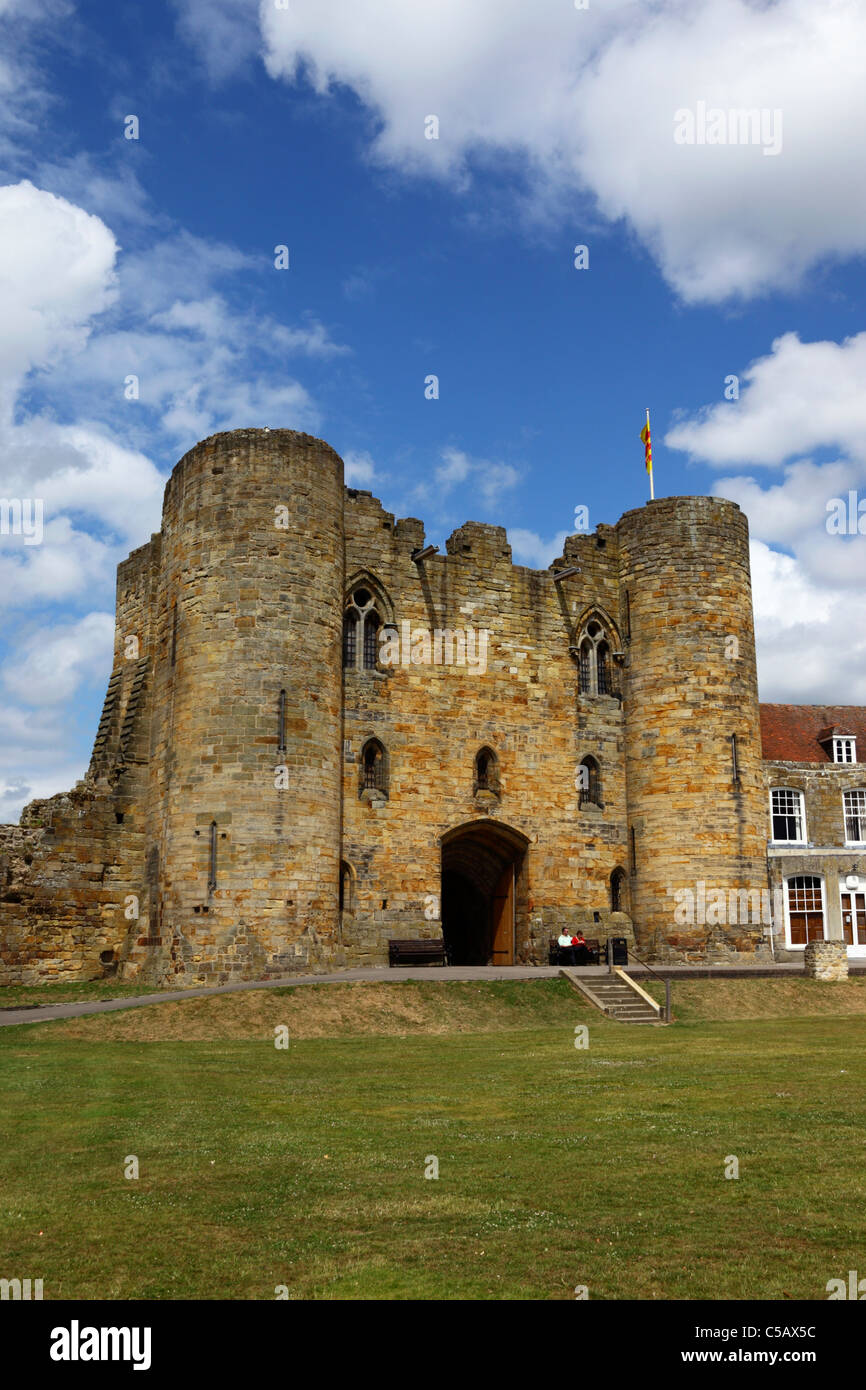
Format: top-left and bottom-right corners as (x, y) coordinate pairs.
(609, 936), (628, 965)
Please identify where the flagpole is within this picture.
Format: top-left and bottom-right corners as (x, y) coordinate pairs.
(646, 407), (654, 500)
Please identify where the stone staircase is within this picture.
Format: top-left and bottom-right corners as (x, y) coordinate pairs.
(561, 968), (663, 1024)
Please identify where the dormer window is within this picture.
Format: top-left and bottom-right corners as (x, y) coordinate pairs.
(818, 725), (857, 763)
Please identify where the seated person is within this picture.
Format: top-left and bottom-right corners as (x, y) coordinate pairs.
(571, 930), (589, 965)
(556, 930), (575, 965)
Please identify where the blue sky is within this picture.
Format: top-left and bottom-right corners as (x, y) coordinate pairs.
(1, 0), (865, 818)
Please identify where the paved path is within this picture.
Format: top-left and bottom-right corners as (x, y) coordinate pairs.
(0, 959), (853, 1029)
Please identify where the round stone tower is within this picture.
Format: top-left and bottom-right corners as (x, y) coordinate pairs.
(144, 429), (345, 984)
(616, 496), (767, 959)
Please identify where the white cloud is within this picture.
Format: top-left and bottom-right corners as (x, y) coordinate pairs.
(0, 180), (117, 408)
(0, 764), (89, 823)
(0, 1), (73, 162)
(343, 449), (378, 487)
(435, 447), (523, 501)
(182, 0), (866, 303)
(508, 528), (569, 570)
(669, 332), (866, 699)
(750, 540), (866, 703)
(667, 334), (866, 467)
(173, 0), (261, 82)
(3, 611), (113, 705)
(0, 699), (89, 823)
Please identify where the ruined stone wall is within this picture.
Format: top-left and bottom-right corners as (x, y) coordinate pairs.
(0, 536), (160, 986)
(617, 497), (768, 961)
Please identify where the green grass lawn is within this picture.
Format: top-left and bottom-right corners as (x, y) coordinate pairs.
(0, 979), (174, 1008)
(1, 978), (864, 1300)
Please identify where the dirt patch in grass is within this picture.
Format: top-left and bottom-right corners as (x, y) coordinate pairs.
(46, 978), (590, 1042)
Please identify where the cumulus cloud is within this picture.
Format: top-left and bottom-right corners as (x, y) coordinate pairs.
(434, 447), (523, 503)
(343, 449), (379, 487)
(508, 528), (570, 570)
(668, 331), (866, 699)
(749, 540), (866, 703)
(3, 612), (113, 705)
(0, 172), (349, 817)
(163, 0), (866, 303)
(0, 180), (117, 408)
(667, 334), (866, 467)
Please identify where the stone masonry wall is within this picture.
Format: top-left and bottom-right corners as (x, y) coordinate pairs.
(617, 497), (768, 961)
(0, 431), (798, 985)
(339, 496), (632, 966)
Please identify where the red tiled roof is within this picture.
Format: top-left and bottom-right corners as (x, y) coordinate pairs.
(760, 705), (866, 761)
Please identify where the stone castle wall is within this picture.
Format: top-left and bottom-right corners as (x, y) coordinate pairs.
(339, 496), (631, 966)
(0, 428), (774, 986)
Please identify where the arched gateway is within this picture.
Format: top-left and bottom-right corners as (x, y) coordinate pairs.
(440, 821), (529, 966)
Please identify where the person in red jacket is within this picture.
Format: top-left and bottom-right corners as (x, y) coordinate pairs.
(571, 930), (589, 966)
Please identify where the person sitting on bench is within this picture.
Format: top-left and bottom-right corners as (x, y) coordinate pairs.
(571, 930), (589, 965)
(557, 930), (575, 965)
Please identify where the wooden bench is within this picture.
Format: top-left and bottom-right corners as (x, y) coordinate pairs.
(548, 936), (602, 966)
(388, 938), (448, 967)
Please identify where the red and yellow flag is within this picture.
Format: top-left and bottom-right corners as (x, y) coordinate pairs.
(640, 411), (652, 474)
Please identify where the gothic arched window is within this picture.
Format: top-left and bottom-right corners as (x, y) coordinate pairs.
(343, 581), (392, 672)
(574, 617), (616, 697)
(473, 746), (500, 796)
(610, 867), (627, 914)
(360, 738), (388, 797)
(339, 861), (356, 914)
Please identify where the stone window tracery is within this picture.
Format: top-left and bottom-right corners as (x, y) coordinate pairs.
(343, 583), (389, 672)
(575, 617), (615, 696)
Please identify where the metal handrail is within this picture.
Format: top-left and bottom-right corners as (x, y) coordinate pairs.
(611, 941), (672, 1022)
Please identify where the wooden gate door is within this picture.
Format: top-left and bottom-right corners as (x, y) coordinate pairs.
(490, 863), (515, 966)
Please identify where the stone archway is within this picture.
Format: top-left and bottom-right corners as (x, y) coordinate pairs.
(440, 820), (529, 966)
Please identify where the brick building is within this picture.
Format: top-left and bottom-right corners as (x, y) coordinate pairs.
(0, 427), (861, 986)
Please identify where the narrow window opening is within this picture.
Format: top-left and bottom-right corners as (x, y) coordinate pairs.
(208, 820), (217, 892)
(361, 739), (388, 796)
(278, 688), (287, 753)
(578, 756), (602, 809)
(363, 611), (380, 669)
